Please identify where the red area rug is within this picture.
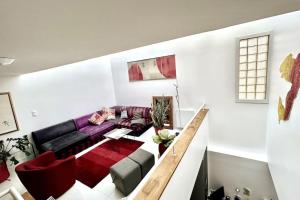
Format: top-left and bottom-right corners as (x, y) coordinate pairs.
(75, 138), (144, 188)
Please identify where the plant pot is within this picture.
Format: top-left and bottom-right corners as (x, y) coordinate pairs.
(154, 127), (163, 134)
(159, 143), (167, 156)
(0, 161), (10, 183)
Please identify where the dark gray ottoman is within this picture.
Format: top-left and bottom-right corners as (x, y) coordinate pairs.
(110, 157), (142, 196)
(128, 149), (155, 178)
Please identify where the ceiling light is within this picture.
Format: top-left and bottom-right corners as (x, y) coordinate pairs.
(0, 57), (15, 66)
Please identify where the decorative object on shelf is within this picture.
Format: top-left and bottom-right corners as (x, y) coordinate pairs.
(173, 81), (182, 128)
(152, 129), (175, 156)
(278, 53), (300, 123)
(152, 96), (173, 130)
(0, 92), (19, 135)
(0, 135), (32, 183)
(127, 55), (176, 81)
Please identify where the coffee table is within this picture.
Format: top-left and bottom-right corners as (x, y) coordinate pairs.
(104, 128), (133, 140)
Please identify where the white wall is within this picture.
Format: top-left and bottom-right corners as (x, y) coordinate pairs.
(110, 17), (277, 159)
(0, 56), (116, 193)
(265, 12), (300, 200)
(0, 56), (116, 141)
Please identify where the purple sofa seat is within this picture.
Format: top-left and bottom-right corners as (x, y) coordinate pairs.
(79, 121), (115, 139)
(73, 113), (116, 145)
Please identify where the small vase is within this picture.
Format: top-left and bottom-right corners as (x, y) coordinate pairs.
(0, 161), (10, 183)
(159, 143), (167, 156)
(154, 127), (163, 134)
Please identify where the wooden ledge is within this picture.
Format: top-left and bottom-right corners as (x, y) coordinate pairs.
(134, 108), (209, 200)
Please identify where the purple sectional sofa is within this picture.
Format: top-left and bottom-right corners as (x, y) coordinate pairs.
(32, 106), (152, 158)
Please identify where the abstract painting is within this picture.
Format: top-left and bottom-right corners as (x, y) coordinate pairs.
(0, 93), (19, 135)
(278, 53), (300, 123)
(127, 55), (176, 81)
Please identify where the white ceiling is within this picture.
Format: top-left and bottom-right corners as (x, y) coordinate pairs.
(0, 0), (300, 75)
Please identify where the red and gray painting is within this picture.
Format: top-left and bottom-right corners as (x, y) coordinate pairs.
(128, 55), (176, 81)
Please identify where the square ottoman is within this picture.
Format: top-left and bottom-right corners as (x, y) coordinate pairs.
(110, 157), (142, 196)
(128, 149), (155, 178)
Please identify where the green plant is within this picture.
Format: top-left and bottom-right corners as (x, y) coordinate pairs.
(0, 135), (32, 165)
(152, 129), (176, 147)
(151, 97), (169, 128)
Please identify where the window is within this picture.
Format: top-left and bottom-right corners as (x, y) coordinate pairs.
(236, 33), (270, 103)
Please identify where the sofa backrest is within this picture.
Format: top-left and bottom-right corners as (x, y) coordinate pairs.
(32, 120), (76, 151)
(73, 113), (94, 130)
(111, 106), (151, 119)
(127, 107), (151, 119)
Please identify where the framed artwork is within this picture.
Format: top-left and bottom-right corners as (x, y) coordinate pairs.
(278, 53), (300, 123)
(128, 55), (176, 81)
(0, 92), (19, 135)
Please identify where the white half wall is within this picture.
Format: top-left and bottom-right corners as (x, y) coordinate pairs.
(265, 12), (300, 200)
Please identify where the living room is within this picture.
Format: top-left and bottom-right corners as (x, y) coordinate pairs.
(1, 1), (300, 200)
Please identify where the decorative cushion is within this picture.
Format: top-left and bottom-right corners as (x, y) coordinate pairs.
(106, 108), (116, 120)
(89, 113), (107, 125)
(131, 118), (146, 126)
(132, 112), (142, 120)
(120, 110), (128, 119)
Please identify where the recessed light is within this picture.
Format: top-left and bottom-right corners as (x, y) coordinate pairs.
(0, 57), (15, 66)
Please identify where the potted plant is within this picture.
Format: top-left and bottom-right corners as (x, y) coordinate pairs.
(151, 97), (169, 134)
(0, 135), (32, 183)
(152, 129), (176, 156)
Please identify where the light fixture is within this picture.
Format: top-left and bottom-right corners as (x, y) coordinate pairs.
(0, 57), (15, 66)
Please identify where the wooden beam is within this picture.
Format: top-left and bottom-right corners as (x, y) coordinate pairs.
(134, 108), (209, 200)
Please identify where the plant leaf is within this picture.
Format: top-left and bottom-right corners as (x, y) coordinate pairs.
(152, 135), (162, 144)
(159, 129), (169, 140)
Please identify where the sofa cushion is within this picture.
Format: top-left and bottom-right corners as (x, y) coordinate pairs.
(73, 113), (94, 130)
(79, 121), (115, 137)
(127, 107), (151, 119)
(32, 120), (77, 149)
(116, 118), (132, 128)
(41, 131), (88, 153)
(131, 118), (146, 126)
